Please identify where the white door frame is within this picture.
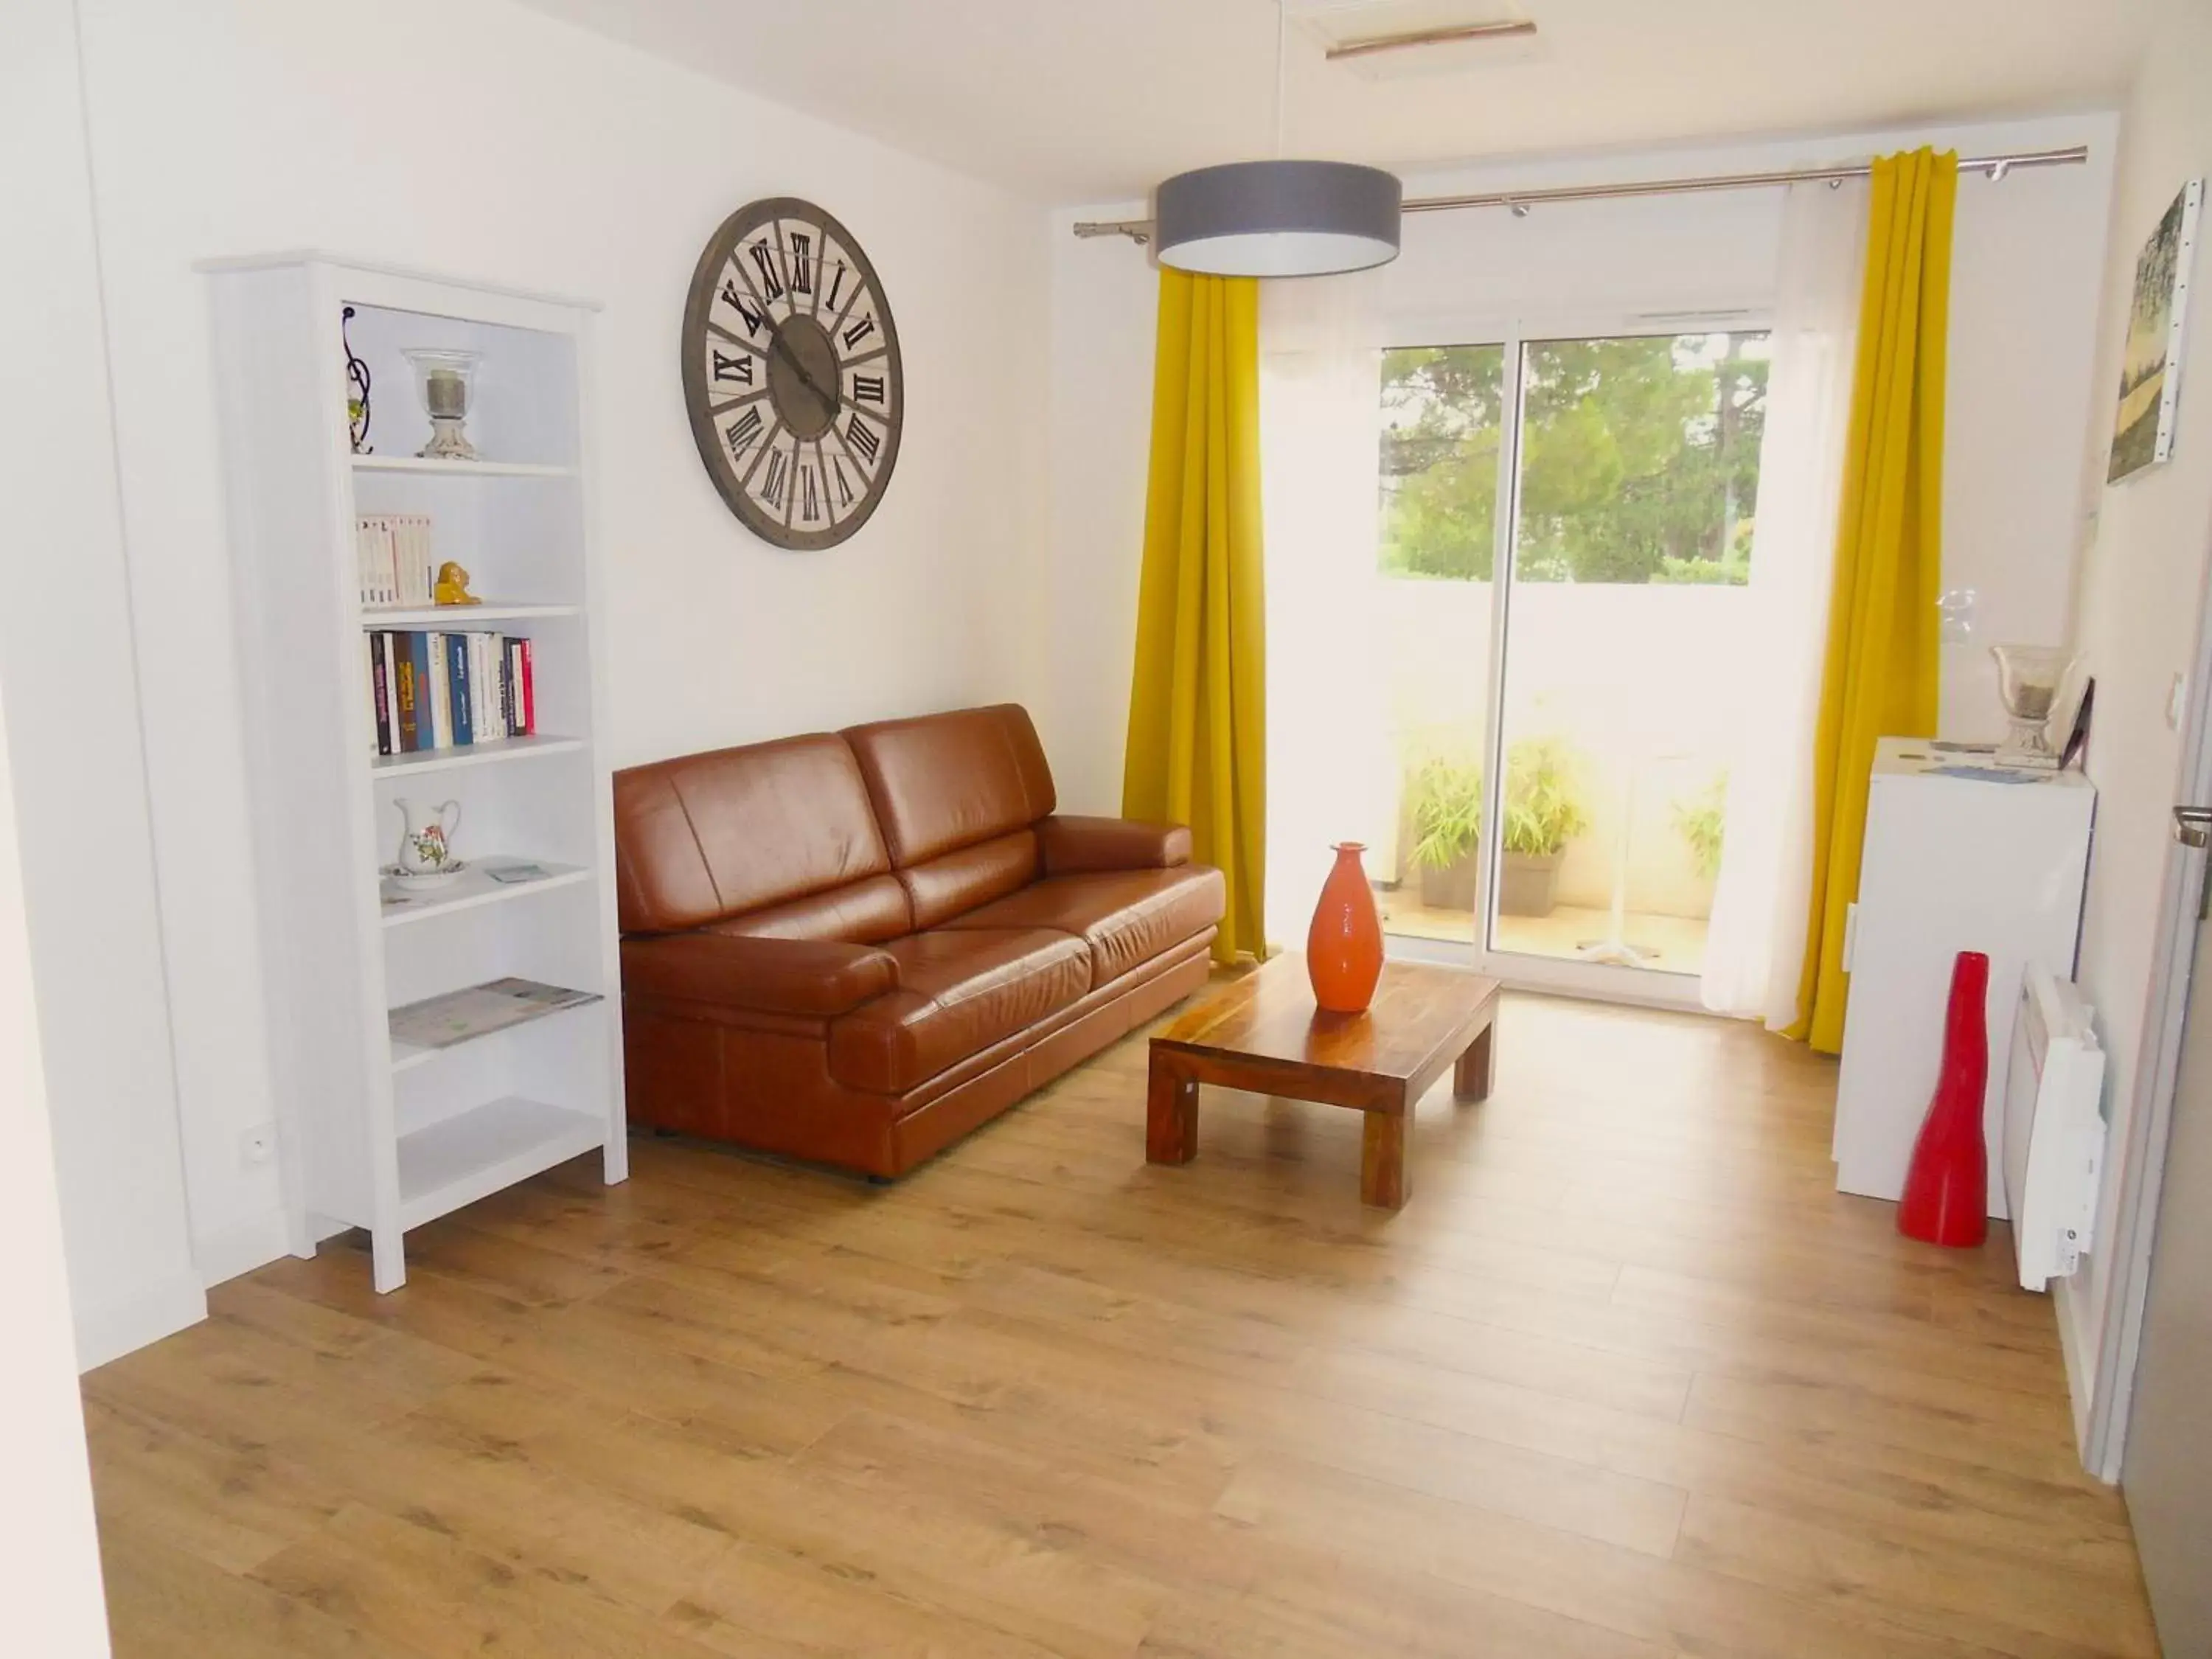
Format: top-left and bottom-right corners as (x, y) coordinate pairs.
(2076, 521), (2212, 1480)
(1381, 305), (1770, 1012)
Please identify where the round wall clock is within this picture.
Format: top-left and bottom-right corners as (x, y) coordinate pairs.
(681, 197), (903, 550)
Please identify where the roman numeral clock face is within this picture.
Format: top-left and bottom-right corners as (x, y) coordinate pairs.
(681, 198), (903, 549)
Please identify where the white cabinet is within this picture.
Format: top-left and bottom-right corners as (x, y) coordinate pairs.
(205, 256), (626, 1290)
(1833, 738), (2094, 1217)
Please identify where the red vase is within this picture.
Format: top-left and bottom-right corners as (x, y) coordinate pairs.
(1307, 842), (1384, 1015)
(1899, 950), (1990, 1248)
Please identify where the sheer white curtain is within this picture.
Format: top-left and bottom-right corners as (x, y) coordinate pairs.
(1259, 271), (1392, 948)
(1701, 178), (1869, 1026)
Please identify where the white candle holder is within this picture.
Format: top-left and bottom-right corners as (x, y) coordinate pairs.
(403, 348), (481, 461)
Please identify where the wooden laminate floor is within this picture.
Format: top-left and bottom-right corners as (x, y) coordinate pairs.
(84, 990), (2160, 1658)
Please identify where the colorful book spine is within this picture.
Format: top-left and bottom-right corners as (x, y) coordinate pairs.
(407, 634), (431, 750)
(378, 633), (400, 751)
(392, 638), (420, 752)
(448, 632), (474, 746)
(425, 632), (452, 750)
(366, 636), (391, 755)
(480, 637), (502, 739)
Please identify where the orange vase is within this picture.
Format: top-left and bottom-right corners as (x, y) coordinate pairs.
(1307, 842), (1384, 1014)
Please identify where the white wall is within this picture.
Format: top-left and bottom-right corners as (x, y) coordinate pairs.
(66, 0), (1051, 1313)
(2063, 0), (2212, 1441)
(1044, 112), (2119, 836)
(0, 671), (113, 1655)
(0, 0), (204, 1369)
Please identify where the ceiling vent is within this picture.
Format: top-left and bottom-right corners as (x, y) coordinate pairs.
(1288, 0), (1544, 79)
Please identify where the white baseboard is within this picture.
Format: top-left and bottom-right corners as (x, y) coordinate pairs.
(193, 1211), (295, 1289)
(72, 1268), (206, 1372)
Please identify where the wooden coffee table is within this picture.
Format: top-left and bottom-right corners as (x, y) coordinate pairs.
(1146, 953), (1501, 1209)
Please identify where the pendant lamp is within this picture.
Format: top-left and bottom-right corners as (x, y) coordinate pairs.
(1152, 2), (1402, 278)
(1156, 160), (1402, 276)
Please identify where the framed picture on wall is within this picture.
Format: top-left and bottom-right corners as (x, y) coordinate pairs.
(2109, 178), (2202, 484)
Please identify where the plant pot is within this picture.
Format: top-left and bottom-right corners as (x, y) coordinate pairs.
(1498, 850), (1562, 917)
(1417, 851), (1479, 914)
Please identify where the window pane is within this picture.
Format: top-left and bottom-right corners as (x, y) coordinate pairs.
(1379, 345), (1505, 580)
(1491, 331), (1770, 976)
(1517, 331), (1770, 585)
(1373, 344), (1503, 943)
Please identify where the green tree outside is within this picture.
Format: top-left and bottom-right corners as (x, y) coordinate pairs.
(1377, 333), (1769, 585)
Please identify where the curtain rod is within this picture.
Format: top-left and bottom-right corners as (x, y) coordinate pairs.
(1071, 144), (2089, 245)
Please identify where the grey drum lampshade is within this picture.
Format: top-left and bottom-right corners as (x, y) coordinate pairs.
(1154, 159), (1402, 277)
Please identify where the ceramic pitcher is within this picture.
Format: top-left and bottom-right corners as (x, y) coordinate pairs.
(394, 797), (462, 874)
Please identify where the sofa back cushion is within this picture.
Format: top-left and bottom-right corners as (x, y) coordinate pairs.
(841, 703), (1057, 867)
(900, 829), (1040, 930)
(614, 734), (899, 935)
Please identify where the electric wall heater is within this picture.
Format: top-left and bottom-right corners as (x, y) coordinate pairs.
(2001, 962), (2108, 1293)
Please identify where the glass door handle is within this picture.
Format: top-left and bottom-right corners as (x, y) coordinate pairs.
(2175, 805), (2212, 849)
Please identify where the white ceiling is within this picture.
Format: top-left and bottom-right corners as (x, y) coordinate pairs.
(513, 0), (2154, 204)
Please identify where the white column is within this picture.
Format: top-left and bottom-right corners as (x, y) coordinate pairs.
(0, 670), (112, 1652)
(0, 0), (204, 1368)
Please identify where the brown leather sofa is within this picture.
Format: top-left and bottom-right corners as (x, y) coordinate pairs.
(613, 703), (1225, 1178)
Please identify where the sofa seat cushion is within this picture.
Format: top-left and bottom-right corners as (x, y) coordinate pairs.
(828, 928), (1091, 1094)
(939, 866), (1225, 983)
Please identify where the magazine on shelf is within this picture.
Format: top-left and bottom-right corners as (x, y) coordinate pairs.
(388, 976), (599, 1050)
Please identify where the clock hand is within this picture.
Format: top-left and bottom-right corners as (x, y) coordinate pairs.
(767, 327), (838, 410)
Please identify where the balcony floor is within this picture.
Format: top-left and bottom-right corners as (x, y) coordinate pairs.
(1377, 894), (1710, 978)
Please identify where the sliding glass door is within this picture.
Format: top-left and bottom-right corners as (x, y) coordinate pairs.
(1371, 343), (1504, 946)
(1372, 327), (1770, 995)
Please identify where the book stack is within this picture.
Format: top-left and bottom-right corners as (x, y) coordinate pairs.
(366, 630), (538, 756)
(358, 514), (435, 608)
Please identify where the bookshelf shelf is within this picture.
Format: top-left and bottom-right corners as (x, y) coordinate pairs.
(210, 256), (625, 1296)
(369, 734), (584, 776)
(388, 986), (602, 1073)
(352, 454), (574, 479)
(380, 860), (591, 928)
(394, 1095), (605, 1230)
(360, 602), (581, 627)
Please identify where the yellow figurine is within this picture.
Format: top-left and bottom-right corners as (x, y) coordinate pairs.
(433, 560), (481, 606)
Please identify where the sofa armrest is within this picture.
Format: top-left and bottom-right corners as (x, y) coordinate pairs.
(1038, 814), (1193, 875)
(620, 932), (898, 1018)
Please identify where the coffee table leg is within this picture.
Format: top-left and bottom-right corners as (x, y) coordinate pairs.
(1147, 1051), (1198, 1165)
(1360, 1111), (1408, 1209)
(1454, 1019), (1495, 1102)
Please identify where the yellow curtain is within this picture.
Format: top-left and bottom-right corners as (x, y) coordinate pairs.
(1791, 147), (1957, 1051)
(1121, 268), (1267, 964)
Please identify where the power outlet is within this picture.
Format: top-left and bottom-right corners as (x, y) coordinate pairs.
(239, 1123), (277, 1169)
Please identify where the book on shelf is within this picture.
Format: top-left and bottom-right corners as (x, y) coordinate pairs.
(389, 976), (600, 1051)
(366, 629), (538, 757)
(356, 513), (434, 609)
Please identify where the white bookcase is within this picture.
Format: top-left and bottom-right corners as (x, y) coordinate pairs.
(204, 255), (625, 1291)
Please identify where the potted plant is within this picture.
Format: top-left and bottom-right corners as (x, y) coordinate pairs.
(1404, 751), (1484, 912)
(1498, 735), (1590, 917)
(1672, 771), (1728, 881)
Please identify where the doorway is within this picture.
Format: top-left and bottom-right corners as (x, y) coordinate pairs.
(1371, 327), (1771, 1001)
